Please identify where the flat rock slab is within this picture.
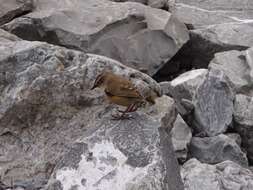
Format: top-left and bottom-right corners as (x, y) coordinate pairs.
(181, 158), (253, 190)
(46, 101), (184, 190)
(2, 0), (189, 76)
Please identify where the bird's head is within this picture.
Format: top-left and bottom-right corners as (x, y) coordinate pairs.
(91, 71), (108, 90)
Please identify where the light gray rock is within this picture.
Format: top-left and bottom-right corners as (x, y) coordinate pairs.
(234, 94), (253, 164)
(0, 37), (183, 189)
(2, 0), (189, 76)
(174, 0), (253, 28)
(110, 0), (168, 9)
(181, 158), (253, 190)
(0, 28), (20, 42)
(189, 134), (248, 166)
(209, 48), (253, 95)
(193, 68), (235, 136)
(226, 133), (242, 146)
(0, 0), (33, 26)
(171, 114), (192, 163)
(45, 96), (183, 190)
(169, 69), (208, 101)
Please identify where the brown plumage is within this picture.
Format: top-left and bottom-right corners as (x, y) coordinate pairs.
(91, 71), (156, 119)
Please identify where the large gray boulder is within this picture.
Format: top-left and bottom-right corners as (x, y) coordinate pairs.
(0, 0), (33, 26)
(46, 96), (183, 190)
(181, 158), (253, 190)
(0, 32), (183, 189)
(189, 134), (248, 166)
(193, 69), (235, 136)
(171, 114), (192, 163)
(234, 94), (253, 164)
(2, 0), (189, 76)
(209, 48), (253, 95)
(173, 0), (253, 28)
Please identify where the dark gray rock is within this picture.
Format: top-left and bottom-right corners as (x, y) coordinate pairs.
(234, 94), (253, 164)
(193, 68), (235, 136)
(174, 0), (253, 28)
(45, 96), (183, 190)
(181, 158), (253, 190)
(209, 48), (253, 95)
(189, 134), (248, 166)
(2, 0), (189, 76)
(171, 114), (192, 163)
(0, 0), (33, 26)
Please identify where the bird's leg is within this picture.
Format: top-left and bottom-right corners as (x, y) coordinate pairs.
(117, 104), (137, 113)
(112, 104), (134, 120)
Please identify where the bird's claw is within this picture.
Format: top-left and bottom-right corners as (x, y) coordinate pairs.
(111, 113), (133, 120)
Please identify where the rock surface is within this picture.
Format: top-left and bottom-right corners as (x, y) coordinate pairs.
(189, 134), (248, 166)
(46, 96), (184, 190)
(193, 69), (235, 136)
(181, 158), (253, 190)
(2, 0), (189, 76)
(173, 0), (253, 28)
(0, 0), (33, 26)
(234, 94), (253, 164)
(0, 32), (184, 188)
(171, 114), (192, 163)
(209, 48), (253, 95)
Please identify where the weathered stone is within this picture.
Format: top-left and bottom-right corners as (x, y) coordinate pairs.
(209, 48), (253, 95)
(0, 0), (33, 26)
(0, 28), (20, 42)
(234, 94), (253, 164)
(171, 114), (192, 163)
(169, 69), (208, 101)
(193, 68), (235, 136)
(2, 0), (189, 76)
(181, 158), (253, 190)
(0, 36), (184, 189)
(226, 133), (242, 146)
(45, 96), (183, 190)
(174, 0), (253, 28)
(189, 134), (248, 166)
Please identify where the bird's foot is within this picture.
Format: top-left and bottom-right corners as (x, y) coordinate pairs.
(111, 113), (133, 120)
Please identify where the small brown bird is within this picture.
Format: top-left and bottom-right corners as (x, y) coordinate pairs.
(91, 71), (156, 119)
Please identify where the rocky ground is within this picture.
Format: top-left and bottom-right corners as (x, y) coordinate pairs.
(0, 0), (253, 190)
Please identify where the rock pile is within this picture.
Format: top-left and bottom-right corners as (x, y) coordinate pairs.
(0, 0), (253, 190)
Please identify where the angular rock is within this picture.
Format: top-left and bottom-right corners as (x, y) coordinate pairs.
(0, 0), (33, 26)
(45, 96), (183, 190)
(0, 28), (20, 42)
(169, 69), (208, 101)
(110, 0), (168, 9)
(171, 114), (192, 163)
(234, 94), (253, 164)
(209, 48), (253, 95)
(181, 158), (253, 190)
(226, 133), (242, 146)
(2, 0), (189, 76)
(189, 134), (248, 166)
(193, 68), (235, 136)
(0, 37), (183, 189)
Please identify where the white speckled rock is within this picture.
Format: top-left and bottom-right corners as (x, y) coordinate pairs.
(181, 158), (253, 190)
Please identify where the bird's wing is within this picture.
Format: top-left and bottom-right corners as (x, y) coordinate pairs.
(106, 80), (142, 98)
